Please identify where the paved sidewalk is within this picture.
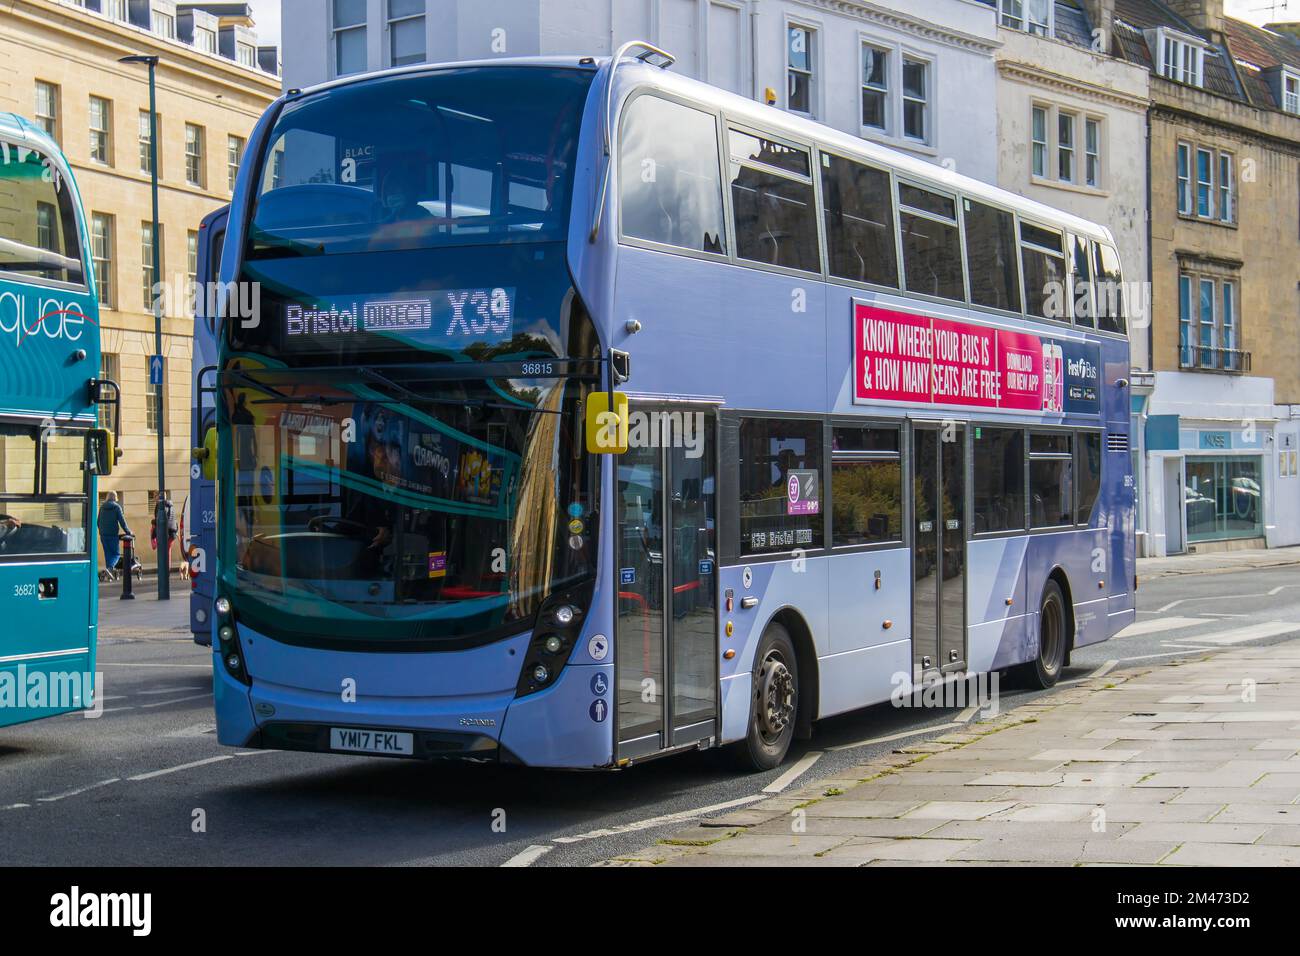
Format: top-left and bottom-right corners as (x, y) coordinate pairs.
(1138, 545), (1300, 579)
(97, 586), (190, 641)
(605, 641), (1300, 866)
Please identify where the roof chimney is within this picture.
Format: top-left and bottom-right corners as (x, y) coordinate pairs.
(1162, 1), (1225, 37)
(1081, 0), (1116, 48)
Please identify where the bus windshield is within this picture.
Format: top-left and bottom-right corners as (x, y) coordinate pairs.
(225, 370), (597, 647)
(247, 66), (592, 258)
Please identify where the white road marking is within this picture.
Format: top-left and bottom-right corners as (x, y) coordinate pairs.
(139, 693), (212, 708)
(1119, 648), (1216, 662)
(1189, 621), (1300, 645)
(1156, 593), (1269, 613)
(36, 778), (119, 802)
(1090, 659), (1119, 678)
(551, 794), (766, 845)
(127, 755), (233, 781)
(1118, 616), (1212, 637)
(165, 723), (217, 738)
(3, 803), (31, 811)
(137, 687), (201, 695)
(500, 844), (554, 868)
(762, 751), (823, 794)
(827, 720), (963, 752)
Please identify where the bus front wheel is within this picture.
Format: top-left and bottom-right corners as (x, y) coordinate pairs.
(735, 623), (798, 771)
(1021, 580), (1067, 690)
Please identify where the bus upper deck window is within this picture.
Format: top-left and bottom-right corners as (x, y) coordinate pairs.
(1092, 240), (1126, 335)
(619, 95), (726, 256)
(898, 182), (963, 303)
(728, 130), (820, 274)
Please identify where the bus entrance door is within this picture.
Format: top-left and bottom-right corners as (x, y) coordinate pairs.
(912, 424), (967, 681)
(614, 408), (718, 760)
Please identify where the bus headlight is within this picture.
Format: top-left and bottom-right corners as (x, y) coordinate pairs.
(214, 596), (231, 617)
(515, 583), (593, 699)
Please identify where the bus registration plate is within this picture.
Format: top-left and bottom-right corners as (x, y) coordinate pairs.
(329, 727), (414, 756)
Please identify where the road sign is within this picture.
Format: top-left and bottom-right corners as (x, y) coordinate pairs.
(149, 355), (164, 386)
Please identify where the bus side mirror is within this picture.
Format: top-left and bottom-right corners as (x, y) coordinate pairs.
(585, 392), (629, 454)
(88, 428), (117, 476)
(193, 426), (218, 481)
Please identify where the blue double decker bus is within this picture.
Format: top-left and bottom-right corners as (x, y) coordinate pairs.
(208, 47), (1133, 770)
(0, 112), (118, 727)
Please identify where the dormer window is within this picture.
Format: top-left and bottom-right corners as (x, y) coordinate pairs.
(1284, 70), (1299, 114)
(152, 7), (175, 40)
(1151, 28), (1206, 88)
(1000, 0), (1052, 38)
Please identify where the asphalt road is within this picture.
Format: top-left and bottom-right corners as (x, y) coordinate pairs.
(2, 566), (1299, 867)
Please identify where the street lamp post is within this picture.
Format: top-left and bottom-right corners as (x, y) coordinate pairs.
(120, 53), (169, 601)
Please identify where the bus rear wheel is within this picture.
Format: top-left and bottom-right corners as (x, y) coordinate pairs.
(1021, 580), (1067, 689)
(735, 623), (798, 771)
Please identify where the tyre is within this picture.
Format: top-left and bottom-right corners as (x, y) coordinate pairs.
(734, 623), (798, 771)
(1020, 579), (1067, 689)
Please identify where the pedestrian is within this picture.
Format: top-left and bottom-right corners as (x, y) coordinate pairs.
(98, 491), (131, 577)
(151, 497), (179, 569)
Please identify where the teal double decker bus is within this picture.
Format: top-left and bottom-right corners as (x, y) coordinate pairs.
(0, 113), (119, 727)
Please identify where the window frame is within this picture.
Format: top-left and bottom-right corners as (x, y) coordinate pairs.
(725, 120), (823, 278)
(1217, 150), (1235, 224)
(1284, 70), (1299, 115)
(735, 412), (827, 559)
(1031, 104), (1048, 178)
(1056, 109), (1076, 184)
(88, 95), (111, 166)
(819, 147), (900, 292)
(34, 80), (60, 141)
(1084, 116), (1102, 188)
(1027, 428), (1075, 530)
(1157, 31), (1205, 88)
(785, 20), (818, 118)
(0, 423), (91, 563)
(184, 122), (205, 188)
(90, 211), (114, 307)
(896, 176), (967, 303)
(0, 139), (88, 291)
(962, 195), (1023, 315)
(828, 420), (905, 551)
(140, 219), (164, 313)
(859, 41), (890, 134)
(227, 134), (245, 193)
(386, 0), (426, 69)
(616, 89), (731, 263)
(1179, 270), (1244, 373)
(1018, 217), (1068, 324)
(1176, 141), (1193, 215)
(900, 54), (932, 145)
(332, 0), (368, 78)
(1000, 0), (1052, 36)
(971, 425), (1028, 538)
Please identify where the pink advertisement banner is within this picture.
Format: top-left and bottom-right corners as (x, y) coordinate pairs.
(852, 302), (1083, 414)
